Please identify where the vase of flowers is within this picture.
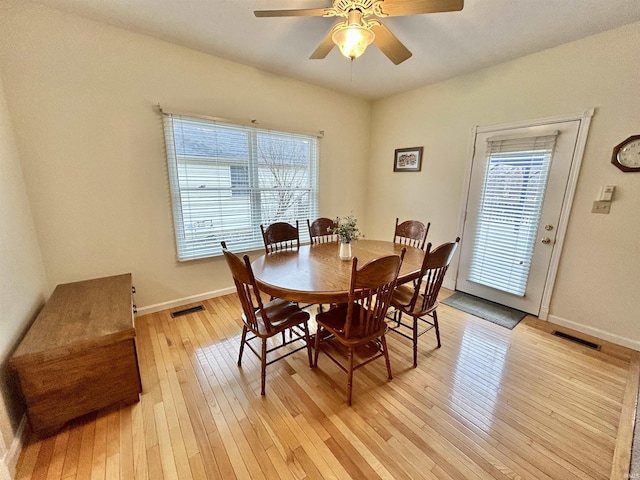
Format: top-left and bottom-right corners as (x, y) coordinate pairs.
(333, 215), (361, 261)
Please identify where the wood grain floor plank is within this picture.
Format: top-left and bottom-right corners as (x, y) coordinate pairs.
(105, 453), (119, 480)
(158, 317), (202, 460)
(179, 312), (260, 479)
(174, 329), (235, 480)
(190, 320), (302, 480)
(118, 406), (134, 480)
(89, 409), (108, 480)
(152, 332), (194, 480)
(15, 435), (41, 480)
(383, 380), (551, 480)
(153, 402), (179, 480)
(129, 402), (148, 480)
(59, 419), (83, 480)
(30, 435), (55, 480)
(289, 365), (412, 480)
(14, 291), (637, 480)
(44, 426), (69, 480)
(144, 444), (163, 480)
(73, 414), (97, 480)
(610, 351), (640, 480)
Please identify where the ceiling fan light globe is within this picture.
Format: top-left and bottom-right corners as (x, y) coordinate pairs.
(332, 26), (375, 60)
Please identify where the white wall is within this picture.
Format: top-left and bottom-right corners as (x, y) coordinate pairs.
(0, 0), (372, 310)
(367, 22), (640, 349)
(0, 72), (47, 478)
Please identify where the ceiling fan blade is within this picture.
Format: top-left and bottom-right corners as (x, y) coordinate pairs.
(378, 0), (463, 16)
(254, 8), (330, 17)
(371, 23), (412, 65)
(309, 28), (336, 59)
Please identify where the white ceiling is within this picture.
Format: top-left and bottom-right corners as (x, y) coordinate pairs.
(31, 0), (640, 100)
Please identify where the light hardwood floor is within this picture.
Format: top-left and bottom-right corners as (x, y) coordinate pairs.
(14, 290), (639, 480)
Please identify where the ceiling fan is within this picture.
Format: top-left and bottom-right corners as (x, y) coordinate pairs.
(254, 0), (464, 64)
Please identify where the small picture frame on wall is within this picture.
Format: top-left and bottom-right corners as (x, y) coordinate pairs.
(394, 147), (423, 172)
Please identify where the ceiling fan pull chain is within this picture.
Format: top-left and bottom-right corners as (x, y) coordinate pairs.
(350, 57), (354, 83)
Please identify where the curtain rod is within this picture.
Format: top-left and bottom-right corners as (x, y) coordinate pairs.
(155, 104), (325, 139)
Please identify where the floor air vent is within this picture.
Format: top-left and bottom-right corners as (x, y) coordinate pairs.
(171, 305), (205, 318)
(551, 330), (600, 350)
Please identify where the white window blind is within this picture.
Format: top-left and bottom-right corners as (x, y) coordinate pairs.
(163, 113), (319, 261)
(467, 131), (558, 296)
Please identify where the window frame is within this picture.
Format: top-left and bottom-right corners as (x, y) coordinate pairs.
(162, 113), (319, 261)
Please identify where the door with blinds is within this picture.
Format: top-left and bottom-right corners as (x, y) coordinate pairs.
(456, 119), (581, 315)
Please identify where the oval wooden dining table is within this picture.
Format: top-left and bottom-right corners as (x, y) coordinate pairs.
(251, 240), (425, 305)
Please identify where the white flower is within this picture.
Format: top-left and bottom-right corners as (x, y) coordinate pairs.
(333, 215), (361, 243)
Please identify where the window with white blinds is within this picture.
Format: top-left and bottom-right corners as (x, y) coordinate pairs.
(467, 131), (558, 296)
(162, 114), (319, 261)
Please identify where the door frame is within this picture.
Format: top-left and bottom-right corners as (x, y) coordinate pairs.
(454, 109), (594, 320)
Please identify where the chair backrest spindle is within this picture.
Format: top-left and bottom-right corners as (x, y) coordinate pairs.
(393, 218), (430, 250)
(221, 242), (273, 334)
(261, 221), (300, 253)
(307, 217), (338, 245)
(343, 250), (406, 339)
(413, 237), (460, 313)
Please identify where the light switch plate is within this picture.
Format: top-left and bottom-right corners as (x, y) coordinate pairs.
(592, 201), (611, 214)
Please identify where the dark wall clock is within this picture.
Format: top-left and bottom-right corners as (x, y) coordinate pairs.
(611, 135), (640, 172)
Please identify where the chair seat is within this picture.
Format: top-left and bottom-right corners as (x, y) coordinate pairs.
(316, 303), (387, 346)
(313, 252), (404, 405)
(223, 242), (313, 396)
(391, 285), (438, 317)
(391, 284), (415, 308)
(387, 238), (460, 367)
(243, 298), (310, 337)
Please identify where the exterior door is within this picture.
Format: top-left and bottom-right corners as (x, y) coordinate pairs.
(456, 119), (582, 315)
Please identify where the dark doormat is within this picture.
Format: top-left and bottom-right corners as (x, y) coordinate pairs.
(441, 291), (527, 329)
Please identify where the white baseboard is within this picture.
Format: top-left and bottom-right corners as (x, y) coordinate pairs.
(548, 314), (640, 352)
(0, 415), (27, 480)
(538, 305), (549, 321)
(135, 287), (640, 353)
(136, 287), (236, 316)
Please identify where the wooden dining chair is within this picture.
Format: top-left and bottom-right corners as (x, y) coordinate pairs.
(313, 249), (406, 405)
(306, 217), (339, 313)
(221, 241), (313, 395)
(261, 221), (300, 253)
(393, 218), (430, 250)
(388, 237), (460, 367)
(307, 217), (338, 244)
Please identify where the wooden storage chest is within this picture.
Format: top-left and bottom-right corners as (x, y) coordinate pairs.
(10, 273), (142, 437)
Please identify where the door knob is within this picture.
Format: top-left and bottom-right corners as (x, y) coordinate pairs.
(541, 237), (551, 244)
(544, 225), (554, 231)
